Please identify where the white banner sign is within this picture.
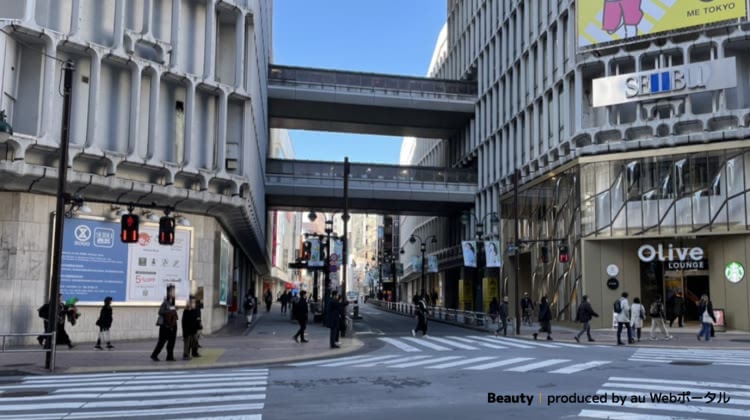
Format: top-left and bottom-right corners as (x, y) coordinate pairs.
(127, 226), (192, 303)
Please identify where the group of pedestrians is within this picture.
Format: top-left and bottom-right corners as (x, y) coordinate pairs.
(37, 294), (112, 350)
(150, 285), (203, 362)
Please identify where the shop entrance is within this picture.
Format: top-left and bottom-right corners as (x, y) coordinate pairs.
(664, 271), (709, 325)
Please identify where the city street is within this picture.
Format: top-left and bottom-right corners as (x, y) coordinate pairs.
(2, 303), (749, 419)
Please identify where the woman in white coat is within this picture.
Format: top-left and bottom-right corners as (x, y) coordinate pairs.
(630, 297), (646, 342)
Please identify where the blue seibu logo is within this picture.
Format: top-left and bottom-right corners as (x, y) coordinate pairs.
(624, 66), (707, 99)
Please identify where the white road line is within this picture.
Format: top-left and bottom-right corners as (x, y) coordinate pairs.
(23, 373), (269, 385)
(601, 383), (750, 399)
(378, 337), (422, 352)
(388, 356), (462, 368)
(549, 341), (585, 348)
(401, 337), (451, 351)
(608, 377), (750, 391)
(599, 389), (750, 406)
(463, 357), (535, 371)
(0, 387), (267, 402)
(593, 400), (750, 417)
(549, 361), (611, 374)
(0, 376), (267, 391)
(82, 394), (265, 409)
(288, 355), (370, 367)
(52, 381), (267, 393)
(505, 359), (570, 372)
(0, 414), (72, 420)
(21, 369), (268, 381)
(188, 416), (261, 420)
(448, 336), (507, 349)
(578, 408), (707, 420)
(469, 336), (532, 349)
(319, 355), (400, 367)
(425, 356), (497, 369)
(64, 403), (265, 419)
(424, 336), (478, 350)
(353, 355), (430, 367)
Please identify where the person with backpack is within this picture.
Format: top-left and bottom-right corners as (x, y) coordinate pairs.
(615, 292), (634, 345)
(292, 290), (309, 343)
(574, 295), (598, 343)
(629, 297), (646, 342)
(95, 297), (114, 350)
(411, 295), (428, 337)
(649, 295), (672, 340)
(533, 296), (553, 341)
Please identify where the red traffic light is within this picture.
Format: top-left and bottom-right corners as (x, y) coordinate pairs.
(120, 214), (140, 243)
(559, 244), (570, 263)
(159, 216), (175, 245)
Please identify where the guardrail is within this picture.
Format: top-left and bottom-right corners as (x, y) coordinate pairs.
(369, 300), (513, 334)
(1, 332), (53, 353)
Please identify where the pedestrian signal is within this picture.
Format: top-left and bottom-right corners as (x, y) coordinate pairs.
(559, 244), (570, 263)
(120, 214), (139, 243)
(302, 241), (312, 260)
(541, 246), (549, 263)
(158, 216), (175, 245)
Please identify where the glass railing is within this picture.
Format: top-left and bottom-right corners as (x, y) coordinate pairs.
(266, 159), (478, 184)
(269, 65), (478, 96)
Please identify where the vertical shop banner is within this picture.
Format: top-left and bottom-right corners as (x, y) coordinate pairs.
(127, 226), (191, 303)
(396, 263), (404, 276)
(578, 0), (747, 49)
(462, 241), (477, 268)
(427, 255), (439, 273)
(60, 218), (128, 303)
(218, 234), (230, 305)
(308, 237), (323, 267)
(412, 256), (423, 271)
(484, 240), (502, 268)
(333, 239), (343, 266)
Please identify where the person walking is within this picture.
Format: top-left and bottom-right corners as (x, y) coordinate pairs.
(697, 294), (716, 342)
(293, 290), (309, 343)
(264, 289), (273, 313)
(670, 291), (686, 328)
(488, 297), (499, 324)
(615, 292), (634, 345)
(244, 291), (256, 326)
(533, 296), (552, 341)
(574, 295), (598, 343)
(649, 295), (672, 340)
(329, 291), (342, 348)
(630, 297), (646, 342)
(412, 295), (429, 337)
(280, 291), (290, 314)
(521, 292), (534, 326)
(151, 285), (178, 362)
(95, 296), (114, 350)
(181, 297), (201, 360)
(495, 296), (509, 337)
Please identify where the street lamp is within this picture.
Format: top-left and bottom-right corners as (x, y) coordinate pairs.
(402, 234), (438, 299)
(460, 211), (500, 313)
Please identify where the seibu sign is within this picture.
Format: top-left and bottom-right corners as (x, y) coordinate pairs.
(637, 244), (707, 270)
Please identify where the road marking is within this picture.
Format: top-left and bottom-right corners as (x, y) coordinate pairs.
(548, 361), (611, 374)
(319, 355), (400, 367)
(463, 357), (535, 371)
(425, 356), (497, 369)
(469, 336), (533, 349)
(378, 337), (422, 352)
(53, 381), (268, 393)
(548, 341), (585, 348)
(353, 355), (430, 367)
(448, 336), (507, 349)
(0, 387), (268, 402)
(0, 376), (267, 391)
(388, 356), (462, 368)
(601, 383), (750, 399)
(402, 337), (451, 351)
(592, 400), (750, 417)
(424, 336), (478, 350)
(608, 376), (750, 391)
(505, 359), (570, 372)
(64, 403), (266, 419)
(288, 355), (370, 367)
(23, 372), (268, 385)
(578, 408), (708, 420)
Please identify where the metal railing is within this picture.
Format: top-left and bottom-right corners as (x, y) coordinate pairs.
(267, 159), (478, 184)
(1, 332), (53, 353)
(269, 65), (478, 97)
(369, 300), (512, 334)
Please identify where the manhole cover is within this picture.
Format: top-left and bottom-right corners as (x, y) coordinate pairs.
(1, 390), (49, 398)
(730, 339), (750, 343)
(670, 361), (712, 366)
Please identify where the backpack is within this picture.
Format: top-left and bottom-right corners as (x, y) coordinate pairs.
(38, 304), (49, 319)
(613, 299), (622, 314)
(649, 302), (659, 317)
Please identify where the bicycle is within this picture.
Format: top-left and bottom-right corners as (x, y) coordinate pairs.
(522, 307), (534, 326)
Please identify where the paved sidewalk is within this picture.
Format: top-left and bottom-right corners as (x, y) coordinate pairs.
(0, 311), (364, 375)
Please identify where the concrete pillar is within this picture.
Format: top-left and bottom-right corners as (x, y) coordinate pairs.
(127, 62), (142, 158)
(235, 11), (245, 89)
(169, 0), (181, 69)
(216, 88), (228, 172)
(203, 0), (217, 80)
(84, 50), (101, 148)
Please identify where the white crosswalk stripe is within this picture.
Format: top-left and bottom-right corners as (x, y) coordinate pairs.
(578, 376), (750, 419)
(286, 353), (609, 374)
(629, 348), (750, 367)
(0, 368), (268, 419)
(377, 334), (588, 352)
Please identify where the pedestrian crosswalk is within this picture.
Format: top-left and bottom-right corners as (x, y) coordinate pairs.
(578, 376), (750, 419)
(0, 368), (269, 419)
(287, 353), (609, 374)
(629, 348), (750, 367)
(377, 334), (585, 352)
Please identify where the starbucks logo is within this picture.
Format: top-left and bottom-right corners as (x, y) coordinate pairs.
(725, 262), (745, 284)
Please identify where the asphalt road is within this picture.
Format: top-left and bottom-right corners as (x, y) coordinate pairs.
(1, 303), (749, 419)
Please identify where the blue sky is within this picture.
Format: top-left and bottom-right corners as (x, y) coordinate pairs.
(272, 0), (446, 164)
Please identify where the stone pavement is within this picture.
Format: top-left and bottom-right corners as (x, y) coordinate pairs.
(0, 310), (364, 375)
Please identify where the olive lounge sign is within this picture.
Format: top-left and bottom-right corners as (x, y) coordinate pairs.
(637, 244), (707, 270)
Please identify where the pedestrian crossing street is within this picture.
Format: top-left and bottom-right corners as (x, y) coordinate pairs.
(378, 334), (587, 352)
(629, 348), (750, 367)
(0, 368), (268, 420)
(287, 353), (610, 374)
(578, 376), (750, 419)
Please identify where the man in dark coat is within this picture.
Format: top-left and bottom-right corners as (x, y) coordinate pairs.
(151, 285), (178, 362)
(670, 292), (686, 328)
(182, 297), (201, 359)
(533, 296), (553, 341)
(329, 291), (342, 348)
(495, 296), (509, 336)
(574, 295), (599, 342)
(293, 290), (309, 343)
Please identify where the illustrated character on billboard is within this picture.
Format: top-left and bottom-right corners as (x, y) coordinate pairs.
(602, 0), (644, 38)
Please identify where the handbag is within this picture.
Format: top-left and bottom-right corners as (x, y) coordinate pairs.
(156, 315), (164, 326)
(702, 310), (714, 324)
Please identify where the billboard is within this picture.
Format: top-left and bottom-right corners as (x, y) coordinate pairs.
(578, 0), (747, 49)
(427, 256), (439, 273)
(462, 241), (477, 268)
(61, 218), (192, 305)
(484, 240), (502, 268)
(218, 233), (230, 306)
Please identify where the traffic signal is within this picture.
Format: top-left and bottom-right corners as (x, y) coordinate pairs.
(559, 244), (570, 263)
(120, 214), (140, 243)
(158, 215), (175, 245)
(302, 241), (311, 260)
(541, 245), (549, 263)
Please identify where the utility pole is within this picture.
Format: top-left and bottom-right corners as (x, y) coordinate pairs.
(341, 157), (350, 298)
(513, 169), (521, 336)
(46, 61), (75, 371)
(420, 244), (426, 297)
